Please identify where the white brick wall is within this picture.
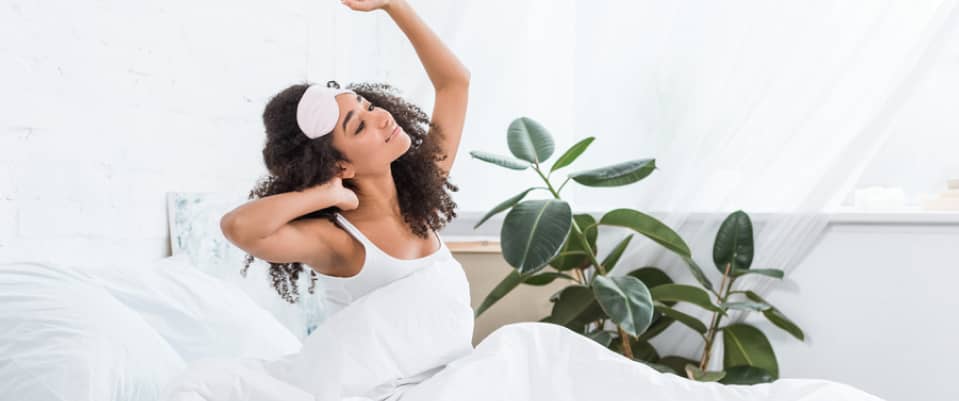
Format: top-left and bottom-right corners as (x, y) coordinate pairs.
(0, 0), (578, 269)
(0, 0), (318, 269)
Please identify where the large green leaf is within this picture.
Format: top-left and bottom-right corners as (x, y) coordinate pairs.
(566, 308), (605, 334)
(569, 158), (657, 187)
(720, 365), (775, 385)
(550, 213), (597, 271)
(640, 361), (676, 374)
(550, 285), (602, 330)
(628, 266), (676, 308)
(685, 365), (726, 382)
(468, 150), (529, 170)
(637, 315), (675, 341)
(474, 270), (523, 318)
(682, 256), (716, 292)
(650, 284), (724, 314)
(627, 266), (674, 289)
(610, 336), (660, 362)
(722, 301), (771, 312)
(730, 268), (784, 279)
(523, 271), (576, 286)
(723, 323), (779, 379)
(599, 208), (691, 258)
(507, 117), (555, 164)
(600, 234), (634, 273)
(628, 267), (675, 332)
(555, 250), (589, 258)
(473, 188), (537, 229)
(592, 275), (655, 337)
(502, 199), (572, 274)
(657, 356), (700, 376)
(713, 210), (754, 273)
(585, 329), (617, 348)
(550, 136), (595, 173)
(653, 302), (707, 334)
(745, 291), (805, 341)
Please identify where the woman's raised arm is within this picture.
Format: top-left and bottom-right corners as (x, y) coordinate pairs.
(342, 0), (470, 177)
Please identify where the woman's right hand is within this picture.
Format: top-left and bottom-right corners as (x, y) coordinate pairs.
(322, 176), (359, 211)
(340, 0), (394, 12)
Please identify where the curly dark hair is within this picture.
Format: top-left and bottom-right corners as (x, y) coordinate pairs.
(240, 80), (459, 303)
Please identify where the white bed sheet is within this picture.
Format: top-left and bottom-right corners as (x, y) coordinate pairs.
(161, 257), (887, 401)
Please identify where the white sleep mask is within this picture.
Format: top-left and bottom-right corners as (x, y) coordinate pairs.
(296, 81), (355, 139)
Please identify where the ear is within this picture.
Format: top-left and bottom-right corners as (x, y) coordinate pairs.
(336, 161), (356, 179)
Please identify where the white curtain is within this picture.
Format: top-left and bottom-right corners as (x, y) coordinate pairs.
(573, 0), (959, 365)
(316, 0), (958, 366)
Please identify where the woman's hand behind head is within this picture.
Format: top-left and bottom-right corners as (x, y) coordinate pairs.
(323, 176), (360, 211)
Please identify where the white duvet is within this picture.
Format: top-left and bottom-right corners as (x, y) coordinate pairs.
(161, 259), (885, 401)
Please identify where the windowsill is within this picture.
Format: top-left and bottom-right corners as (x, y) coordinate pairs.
(441, 208), (959, 253)
(827, 207), (959, 224)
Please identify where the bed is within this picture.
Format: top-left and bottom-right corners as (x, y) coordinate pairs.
(0, 192), (887, 401)
(0, 192), (319, 400)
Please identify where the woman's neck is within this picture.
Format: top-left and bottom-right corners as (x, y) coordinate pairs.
(342, 172), (403, 221)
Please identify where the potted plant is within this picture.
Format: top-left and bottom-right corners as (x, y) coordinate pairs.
(626, 210), (806, 384)
(470, 117), (805, 384)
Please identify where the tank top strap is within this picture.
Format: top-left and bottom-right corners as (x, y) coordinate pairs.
(333, 212), (374, 246)
(333, 212), (446, 261)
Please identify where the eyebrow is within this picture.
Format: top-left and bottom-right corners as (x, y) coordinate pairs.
(341, 94), (363, 132)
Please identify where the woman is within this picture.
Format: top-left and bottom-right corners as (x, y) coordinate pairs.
(208, 3), (886, 400)
(220, 0), (469, 308)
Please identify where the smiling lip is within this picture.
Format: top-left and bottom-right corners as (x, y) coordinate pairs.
(387, 125), (400, 142)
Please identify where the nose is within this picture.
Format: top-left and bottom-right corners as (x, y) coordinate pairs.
(377, 109), (393, 129)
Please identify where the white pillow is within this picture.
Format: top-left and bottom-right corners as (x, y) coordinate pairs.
(83, 254), (303, 363)
(0, 261), (186, 401)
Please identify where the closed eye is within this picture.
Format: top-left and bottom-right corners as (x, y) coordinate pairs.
(355, 99), (375, 135)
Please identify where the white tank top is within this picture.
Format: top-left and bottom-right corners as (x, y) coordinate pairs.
(310, 212), (453, 315)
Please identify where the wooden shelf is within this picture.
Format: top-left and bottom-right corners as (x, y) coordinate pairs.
(442, 236), (502, 253)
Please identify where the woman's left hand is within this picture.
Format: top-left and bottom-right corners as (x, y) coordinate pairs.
(339, 0), (392, 12)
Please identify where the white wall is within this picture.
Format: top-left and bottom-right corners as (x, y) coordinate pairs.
(0, 0), (577, 267)
(1, 1), (308, 267)
(759, 217), (959, 401)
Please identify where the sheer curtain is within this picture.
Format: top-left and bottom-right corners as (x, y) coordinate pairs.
(312, 0), (957, 365)
(573, 0), (959, 365)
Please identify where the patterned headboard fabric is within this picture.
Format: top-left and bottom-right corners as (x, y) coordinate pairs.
(165, 192), (328, 339)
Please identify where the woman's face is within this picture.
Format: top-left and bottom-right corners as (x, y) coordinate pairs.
(330, 92), (411, 176)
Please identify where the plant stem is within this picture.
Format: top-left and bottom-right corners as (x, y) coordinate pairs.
(556, 176), (571, 194)
(699, 262), (733, 370)
(533, 167), (606, 276)
(618, 326), (635, 359)
(573, 268), (585, 285)
(533, 166), (632, 356)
